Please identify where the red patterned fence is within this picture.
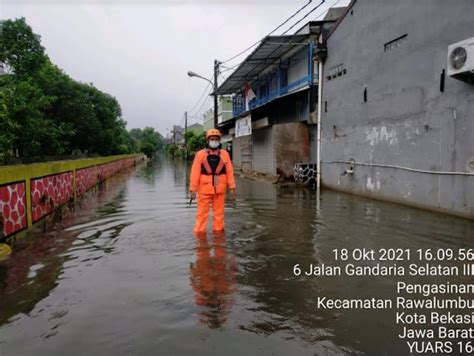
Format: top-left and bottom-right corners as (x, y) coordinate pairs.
(0, 182), (27, 236)
(31, 172), (74, 223)
(0, 155), (143, 238)
(76, 166), (98, 195)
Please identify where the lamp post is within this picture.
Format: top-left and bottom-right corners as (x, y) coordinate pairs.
(187, 59), (220, 128)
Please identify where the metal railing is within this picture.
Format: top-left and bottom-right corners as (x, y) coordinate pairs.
(232, 74), (312, 118)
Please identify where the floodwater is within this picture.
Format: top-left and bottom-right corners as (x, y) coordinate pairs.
(0, 157), (473, 355)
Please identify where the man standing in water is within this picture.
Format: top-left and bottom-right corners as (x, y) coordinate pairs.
(189, 129), (236, 235)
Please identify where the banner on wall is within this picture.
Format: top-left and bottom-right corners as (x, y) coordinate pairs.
(235, 115), (252, 137)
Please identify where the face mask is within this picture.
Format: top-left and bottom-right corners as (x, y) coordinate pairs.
(209, 140), (220, 149)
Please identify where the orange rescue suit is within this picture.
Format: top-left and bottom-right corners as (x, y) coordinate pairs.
(190, 148), (235, 233)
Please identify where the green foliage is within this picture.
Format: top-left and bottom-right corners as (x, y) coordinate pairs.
(166, 143), (178, 157)
(126, 127), (163, 158)
(165, 131), (206, 160)
(141, 127), (163, 151)
(186, 131), (207, 157)
(0, 87), (17, 164)
(184, 131), (194, 142)
(140, 142), (156, 158)
(0, 18), (164, 164)
(0, 18), (46, 77)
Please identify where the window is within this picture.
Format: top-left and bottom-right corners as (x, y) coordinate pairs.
(440, 69), (445, 93)
(384, 34), (407, 52)
(326, 63), (346, 81)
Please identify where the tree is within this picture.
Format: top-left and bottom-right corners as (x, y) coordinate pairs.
(185, 131), (206, 157)
(0, 18), (46, 77)
(139, 127), (163, 158)
(0, 87), (17, 164)
(0, 18), (136, 162)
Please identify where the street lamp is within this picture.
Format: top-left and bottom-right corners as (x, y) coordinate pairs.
(187, 60), (220, 128)
(187, 71), (213, 86)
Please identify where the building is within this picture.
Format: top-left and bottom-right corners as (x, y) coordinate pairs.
(172, 125), (184, 145)
(319, 0), (474, 218)
(202, 96), (234, 131)
(216, 10), (345, 180)
(187, 123), (203, 136)
(203, 108), (214, 132)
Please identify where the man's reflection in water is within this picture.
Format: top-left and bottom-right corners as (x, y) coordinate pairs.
(190, 232), (236, 329)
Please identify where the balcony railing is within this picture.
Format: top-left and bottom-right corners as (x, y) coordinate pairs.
(232, 74), (312, 118)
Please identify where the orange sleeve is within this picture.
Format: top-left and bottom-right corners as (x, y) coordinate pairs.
(190, 151), (202, 192)
(223, 150), (236, 189)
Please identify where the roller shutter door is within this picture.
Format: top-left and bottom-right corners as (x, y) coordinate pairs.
(252, 127), (274, 175)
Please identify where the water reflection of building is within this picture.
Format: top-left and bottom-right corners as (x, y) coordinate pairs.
(190, 235), (236, 329)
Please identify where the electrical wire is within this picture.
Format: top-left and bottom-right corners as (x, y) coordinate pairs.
(219, 0), (337, 79)
(189, 88), (213, 120)
(219, 73), (227, 82)
(322, 160), (474, 176)
(220, 0), (315, 64)
(281, 0), (328, 35)
(221, 61), (242, 73)
(312, 0), (341, 20)
(186, 0), (336, 122)
(231, 0), (331, 87)
(187, 79), (212, 115)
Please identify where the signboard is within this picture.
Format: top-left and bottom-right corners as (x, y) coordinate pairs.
(235, 115), (252, 137)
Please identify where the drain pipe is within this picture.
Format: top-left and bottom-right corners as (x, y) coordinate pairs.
(316, 59), (323, 193)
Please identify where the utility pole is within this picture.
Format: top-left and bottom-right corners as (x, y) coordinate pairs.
(213, 59), (219, 129)
(184, 111), (188, 159)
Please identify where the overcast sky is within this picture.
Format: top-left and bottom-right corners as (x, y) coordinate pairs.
(1, 0), (347, 136)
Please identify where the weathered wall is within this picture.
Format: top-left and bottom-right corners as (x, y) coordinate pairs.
(274, 122), (310, 179)
(232, 135), (252, 173)
(0, 154), (146, 238)
(233, 122), (310, 179)
(232, 136), (242, 168)
(232, 89), (312, 178)
(309, 125), (318, 163)
(252, 90), (310, 125)
(321, 0), (474, 218)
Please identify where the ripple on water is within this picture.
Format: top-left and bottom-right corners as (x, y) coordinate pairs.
(0, 159), (473, 356)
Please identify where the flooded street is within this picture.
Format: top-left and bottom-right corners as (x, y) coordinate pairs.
(0, 157), (473, 356)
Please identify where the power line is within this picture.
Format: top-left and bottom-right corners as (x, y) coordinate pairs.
(281, 0), (328, 35)
(185, 0), (335, 126)
(219, 71), (229, 82)
(219, 0), (338, 80)
(221, 0), (314, 64)
(187, 78), (212, 114)
(221, 61), (242, 73)
(189, 88), (213, 120)
(313, 0), (341, 20)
